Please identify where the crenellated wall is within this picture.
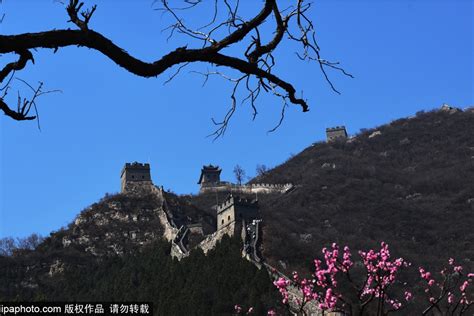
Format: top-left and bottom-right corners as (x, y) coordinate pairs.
(200, 182), (294, 194)
(121, 162), (152, 192)
(326, 126), (348, 142)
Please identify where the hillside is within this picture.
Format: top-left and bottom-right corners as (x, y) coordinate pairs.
(1, 106), (473, 315)
(0, 190), (281, 314)
(253, 107), (474, 274)
(180, 107), (474, 314)
(187, 108), (474, 277)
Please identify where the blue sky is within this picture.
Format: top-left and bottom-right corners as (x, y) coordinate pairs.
(0, 0), (472, 238)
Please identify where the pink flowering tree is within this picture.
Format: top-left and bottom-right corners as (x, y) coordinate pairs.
(419, 258), (473, 315)
(236, 242), (473, 315)
(270, 242), (411, 315)
(271, 243), (473, 315)
(273, 242), (412, 315)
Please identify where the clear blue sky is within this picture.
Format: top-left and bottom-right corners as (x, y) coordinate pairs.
(0, 1), (472, 238)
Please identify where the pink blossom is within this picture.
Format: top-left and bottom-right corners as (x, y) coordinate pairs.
(428, 279), (435, 286)
(273, 277), (290, 304)
(404, 291), (413, 301)
(267, 310), (276, 316)
(325, 288), (337, 309)
(449, 258), (455, 265)
(247, 307), (254, 314)
(273, 278), (289, 288)
(387, 299), (401, 310)
(448, 292), (454, 304)
(419, 267), (432, 281)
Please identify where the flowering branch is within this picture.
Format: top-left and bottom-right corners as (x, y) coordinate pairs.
(274, 242), (412, 315)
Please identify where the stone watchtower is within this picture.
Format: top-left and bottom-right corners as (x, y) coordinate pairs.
(120, 162), (152, 192)
(198, 165), (221, 189)
(216, 195), (259, 236)
(326, 126), (348, 142)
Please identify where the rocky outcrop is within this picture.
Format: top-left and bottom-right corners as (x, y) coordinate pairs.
(368, 130), (382, 138)
(63, 187), (165, 256)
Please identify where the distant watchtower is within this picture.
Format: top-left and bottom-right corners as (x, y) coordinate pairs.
(120, 162), (151, 192)
(326, 126), (348, 142)
(216, 195), (259, 235)
(198, 165), (222, 188)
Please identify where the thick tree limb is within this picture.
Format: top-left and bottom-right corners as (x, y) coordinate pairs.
(0, 98), (35, 121)
(247, 1), (287, 63)
(0, 29), (308, 112)
(0, 50), (34, 83)
(210, 0), (274, 51)
(0, 50), (36, 120)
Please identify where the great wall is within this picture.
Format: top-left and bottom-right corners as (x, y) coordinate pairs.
(119, 162), (342, 316)
(112, 122), (361, 315)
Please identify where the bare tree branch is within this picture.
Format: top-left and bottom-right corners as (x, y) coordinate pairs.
(66, 0), (97, 30)
(0, 0), (352, 135)
(191, 70), (246, 139)
(163, 62), (190, 85)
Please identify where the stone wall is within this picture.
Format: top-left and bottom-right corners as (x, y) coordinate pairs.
(197, 222), (238, 254)
(120, 162), (151, 192)
(187, 223), (203, 235)
(241, 219), (262, 265)
(170, 227), (190, 260)
(158, 208), (179, 242)
(326, 126), (348, 142)
(200, 183), (294, 194)
(170, 241), (188, 260)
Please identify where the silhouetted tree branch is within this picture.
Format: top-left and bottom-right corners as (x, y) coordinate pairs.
(0, 0), (351, 135)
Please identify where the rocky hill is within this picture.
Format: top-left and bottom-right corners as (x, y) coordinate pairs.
(0, 186), (280, 314)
